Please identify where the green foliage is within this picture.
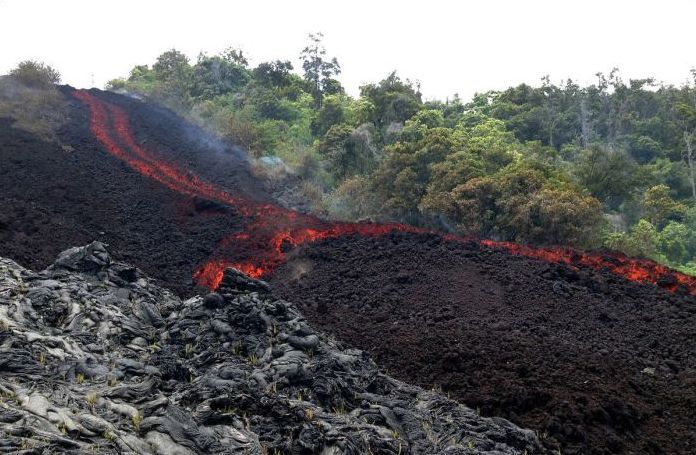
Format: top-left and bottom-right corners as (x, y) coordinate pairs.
(605, 219), (661, 260)
(659, 221), (690, 263)
(105, 78), (127, 90)
(106, 46), (696, 273)
(641, 184), (687, 228)
(318, 123), (375, 181)
(505, 187), (604, 246)
(253, 60), (294, 89)
(311, 94), (345, 136)
(190, 53), (250, 100)
(360, 71), (422, 130)
(9, 60), (61, 87)
(574, 145), (637, 209)
(153, 49), (191, 83)
(0, 68), (66, 141)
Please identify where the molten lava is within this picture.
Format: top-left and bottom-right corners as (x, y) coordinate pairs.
(74, 89), (696, 296)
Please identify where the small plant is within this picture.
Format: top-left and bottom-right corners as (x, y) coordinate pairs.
(247, 353), (259, 366)
(76, 373), (86, 384)
(58, 420), (68, 435)
(131, 411), (143, 434)
(332, 404), (347, 415)
(184, 343), (195, 358)
(38, 351), (46, 367)
(231, 342), (243, 355)
(267, 381), (277, 394)
(391, 429), (400, 439)
(86, 392), (99, 412)
(467, 439), (475, 449)
(0, 389), (18, 403)
(304, 408), (315, 422)
(102, 430), (115, 442)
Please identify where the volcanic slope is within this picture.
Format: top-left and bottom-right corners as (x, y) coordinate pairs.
(0, 88), (271, 295)
(270, 233), (696, 455)
(2, 87), (696, 454)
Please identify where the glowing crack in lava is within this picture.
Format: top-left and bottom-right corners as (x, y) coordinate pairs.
(72, 90), (423, 289)
(74, 89), (696, 296)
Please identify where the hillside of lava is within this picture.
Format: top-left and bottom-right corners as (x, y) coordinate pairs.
(1, 88), (695, 454)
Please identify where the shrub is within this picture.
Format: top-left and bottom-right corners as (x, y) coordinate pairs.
(0, 75), (66, 141)
(9, 60), (61, 88)
(105, 78), (127, 90)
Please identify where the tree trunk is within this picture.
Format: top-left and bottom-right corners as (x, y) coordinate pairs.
(684, 130), (696, 200)
(580, 97), (591, 148)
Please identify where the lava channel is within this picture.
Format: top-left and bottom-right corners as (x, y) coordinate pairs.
(74, 89), (696, 296)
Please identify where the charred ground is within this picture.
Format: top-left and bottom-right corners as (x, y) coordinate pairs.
(0, 88), (268, 295)
(270, 233), (696, 454)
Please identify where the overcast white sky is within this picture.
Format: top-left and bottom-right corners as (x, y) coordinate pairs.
(1, 0), (694, 100)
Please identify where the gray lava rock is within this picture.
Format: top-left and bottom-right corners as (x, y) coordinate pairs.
(0, 242), (547, 454)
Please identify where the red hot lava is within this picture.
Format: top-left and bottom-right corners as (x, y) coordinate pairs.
(74, 89), (696, 296)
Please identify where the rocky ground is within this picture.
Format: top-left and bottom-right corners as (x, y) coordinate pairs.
(270, 233), (696, 455)
(0, 242), (545, 454)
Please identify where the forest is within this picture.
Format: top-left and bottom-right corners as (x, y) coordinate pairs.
(106, 35), (696, 275)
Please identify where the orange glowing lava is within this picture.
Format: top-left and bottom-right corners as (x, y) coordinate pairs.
(75, 89), (696, 296)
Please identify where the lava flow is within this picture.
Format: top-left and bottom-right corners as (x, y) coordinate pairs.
(74, 89), (696, 295)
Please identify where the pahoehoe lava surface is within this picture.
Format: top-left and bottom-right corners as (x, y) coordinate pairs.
(0, 242), (546, 453)
(270, 233), (696, 455)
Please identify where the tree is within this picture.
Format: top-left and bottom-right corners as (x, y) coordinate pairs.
(659, 221), (691, 263)
(506, 187), (604, 246)
(360, 72), (422, 131)
(220, 47), (248, 67)
(153, 49), (190, 82)
(9, 60), (60, 87)
(300, 33), (341, 108)
(574, 145), (637, 209)
(605, 219), (661, 259)
(318, 123), (375, 180)
(434, 177), (499, 235)
(152, 49), (192, 100)
(675, 70), (696, 200)
(311, 95), (345, 136)
(641, 184), (687, 228)
(190, 53), (250, 100)
(253, 60), (294, 89)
